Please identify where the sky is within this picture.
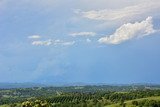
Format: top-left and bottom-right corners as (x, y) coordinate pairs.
(0, 0), (160, 84)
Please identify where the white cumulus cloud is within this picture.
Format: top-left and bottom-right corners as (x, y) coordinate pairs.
(32, 39), (52, 46)
(78, 1), (160, 21)
(61, 41), (75, 46)
(98, 17), (156, 44)
(70, 32), (96, 37)
(28, 35), (41, 39)
(32, 39), (75, 46)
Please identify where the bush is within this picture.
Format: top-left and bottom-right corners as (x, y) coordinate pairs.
(132, 100), (138, 106)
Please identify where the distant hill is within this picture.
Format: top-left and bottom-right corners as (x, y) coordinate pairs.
(0, 83), (46, 89)
(0, 82), (160, 89)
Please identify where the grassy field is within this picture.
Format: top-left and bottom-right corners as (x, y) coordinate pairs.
(0, 104), (21, 107)
(105, 96), (160, 107)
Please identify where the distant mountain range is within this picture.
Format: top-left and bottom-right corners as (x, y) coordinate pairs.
(0, 83), (46, 89)
(0, 82), (160, 89)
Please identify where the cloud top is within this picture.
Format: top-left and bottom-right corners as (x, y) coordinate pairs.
(98, 17), (156, 44)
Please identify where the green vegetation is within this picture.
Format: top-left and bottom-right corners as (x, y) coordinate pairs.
(0, 85), (160, 107)
(106, 96), (160, 107)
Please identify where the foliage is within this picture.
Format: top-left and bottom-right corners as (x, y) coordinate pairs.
(0, 85), (160, 107)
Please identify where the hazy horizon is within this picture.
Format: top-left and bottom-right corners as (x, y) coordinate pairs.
(0, 0), (160, 84)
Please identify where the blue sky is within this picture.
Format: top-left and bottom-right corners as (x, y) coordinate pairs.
(0, 0), (160, 84)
